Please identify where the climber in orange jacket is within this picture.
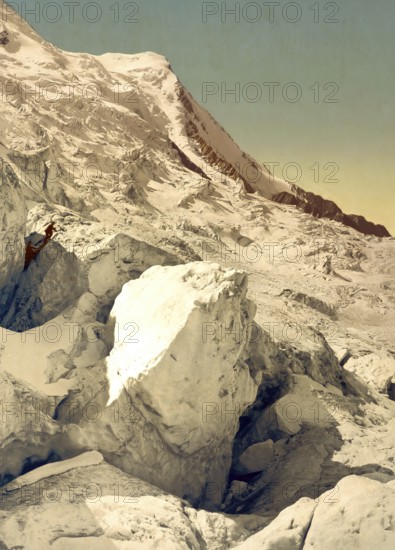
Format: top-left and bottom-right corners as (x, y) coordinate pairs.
(24, 240), (37, 270)
(23, 222), (57, 270)
(44, 221), (56, 241)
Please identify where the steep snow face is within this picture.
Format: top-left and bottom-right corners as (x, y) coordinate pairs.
(2, 235), (87, 331)
(0, 154), (27, 317)
(98, 50), (290, 198)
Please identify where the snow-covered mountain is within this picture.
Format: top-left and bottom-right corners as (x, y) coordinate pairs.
(0, 2), (395, 548)
(0, 2), (389, 237)
(0, 3), (288, 210)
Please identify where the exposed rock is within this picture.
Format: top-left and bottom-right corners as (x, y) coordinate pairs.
(388, 381), (395, 401)
(235, 440), (274, 475)
(273, 187), (391, 238)
(281, 289), (336, 318)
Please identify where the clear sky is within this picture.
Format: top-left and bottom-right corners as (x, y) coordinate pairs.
(6, 0), (394, 233)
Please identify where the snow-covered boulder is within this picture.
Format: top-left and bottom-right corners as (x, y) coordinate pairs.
(0, 451), (267, 549)
(0, 305), (102, 396)
(236, 496), (316, 549)
(106, 261), (259, 437)
(254, 374), (341, 438)
(237, 475), (395, 550)
(45, 294), (109, 380)
(303, 475), (395, 549)
(87, 233), (180, 302)
(58, 262), (262, 505)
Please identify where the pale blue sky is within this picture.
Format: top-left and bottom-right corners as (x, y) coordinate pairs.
(7, 0), (394, 232)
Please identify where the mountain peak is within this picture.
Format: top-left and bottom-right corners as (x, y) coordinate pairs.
(0, 0), (389, 239)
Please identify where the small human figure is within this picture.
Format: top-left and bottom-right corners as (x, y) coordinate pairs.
(44, 221), (56, 241)
(24, 240), (37, 270)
